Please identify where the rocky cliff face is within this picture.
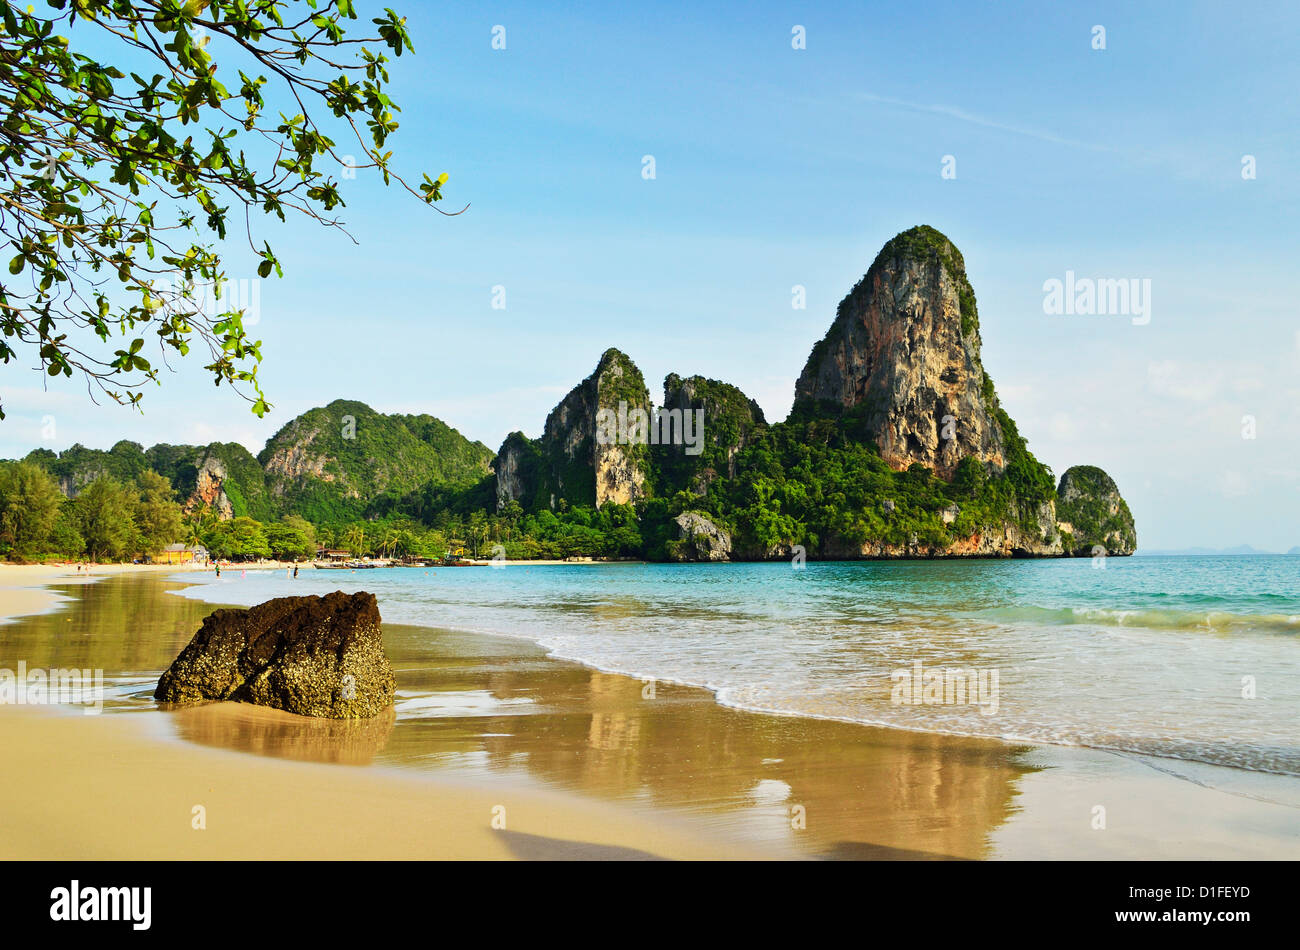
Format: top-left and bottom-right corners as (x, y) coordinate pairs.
(184, 442), (273, 521)
(670, 511), (733, 561)
(190, 454), (234, 519)
(811, 500), (1066, 559)
(794, 226), (1004, 480)
(659, 374), (765, 486)
(492, 432), (536, 510)
(493, 348), (653, 510)
(261, 422), (334, 485)
(588, 351), (652, 507)
(1056, 465), (1137, 556)
(782, 225), (1135, 560)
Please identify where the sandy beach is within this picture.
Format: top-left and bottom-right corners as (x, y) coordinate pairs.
(1, 565), (1297, 860)
(0, 565), (774, 860)
(0, 705), (766, 860)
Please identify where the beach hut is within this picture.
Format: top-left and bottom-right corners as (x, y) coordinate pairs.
(157, 543), (209, 565)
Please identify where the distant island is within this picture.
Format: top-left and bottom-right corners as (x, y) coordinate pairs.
(0, 226), (1137, 564)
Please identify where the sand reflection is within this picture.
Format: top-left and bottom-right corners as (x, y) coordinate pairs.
(165, 701), (397, 765)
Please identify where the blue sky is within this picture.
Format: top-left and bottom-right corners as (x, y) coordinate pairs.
(3, 1), (1299, 550)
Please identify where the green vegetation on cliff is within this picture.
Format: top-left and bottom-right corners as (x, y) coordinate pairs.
(640, 412), (1055, 558)
(1056, 465), (1138, 555)
(259, 399), (492, 522)
(653, 373), (765, 496)
(202, 443), (275, 521)
(24, 440), (151, 493)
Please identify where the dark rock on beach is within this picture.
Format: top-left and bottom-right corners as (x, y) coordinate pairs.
(155, 591), (395, 719)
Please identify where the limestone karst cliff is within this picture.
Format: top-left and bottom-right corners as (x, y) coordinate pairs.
(494, 348), (654, 511)
(14, 226), (1136, 561)
(489, 225), (1136, 559)
(794, 226), (1004, 480)
(655, 373), (766, 493)
(1056, 465), (1138, 556)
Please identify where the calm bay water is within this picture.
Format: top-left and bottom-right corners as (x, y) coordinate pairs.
(172, 555), (1300, 776)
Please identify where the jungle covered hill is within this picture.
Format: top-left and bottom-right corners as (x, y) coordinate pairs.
(1, 228), (1136, 564)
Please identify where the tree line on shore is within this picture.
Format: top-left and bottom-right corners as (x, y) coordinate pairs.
(0, 460), (644, 564)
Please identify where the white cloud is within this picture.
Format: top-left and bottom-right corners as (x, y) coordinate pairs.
(1146, 360), (1222, 402)
(855, 93), (1116, 153)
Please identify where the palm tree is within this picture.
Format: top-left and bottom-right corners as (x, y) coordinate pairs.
(393, 529), (412, 560)
(183, 507), (217, 549)
(467, 510), (487, 557)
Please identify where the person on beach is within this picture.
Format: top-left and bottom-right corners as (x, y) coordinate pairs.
(293, 564), (299, 579)
(215, 563), (221, 577)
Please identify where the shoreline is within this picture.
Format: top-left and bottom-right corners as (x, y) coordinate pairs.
(163, 562), (1300, 782)
(0, 562), (231, 626)
(1, 570), (1297, 859)
(0, 569), (785, 860)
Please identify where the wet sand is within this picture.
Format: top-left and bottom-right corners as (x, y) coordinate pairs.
(0, 705), (768, 860)
(1, 570), (1297, 859)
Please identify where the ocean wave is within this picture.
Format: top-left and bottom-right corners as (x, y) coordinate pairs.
(971, 604), (1300, 634)
(165, 567), (1300, 778)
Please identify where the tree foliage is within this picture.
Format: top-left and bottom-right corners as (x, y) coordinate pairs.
(0, 459), (63, 555)
(74, 473), (137, 559)
(0, 0), (456, 419)
(0, 460), (186, 559)
(132, 466), (182, 553)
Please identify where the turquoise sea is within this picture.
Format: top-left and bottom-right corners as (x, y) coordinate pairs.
(173, 555), (1300, 776)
